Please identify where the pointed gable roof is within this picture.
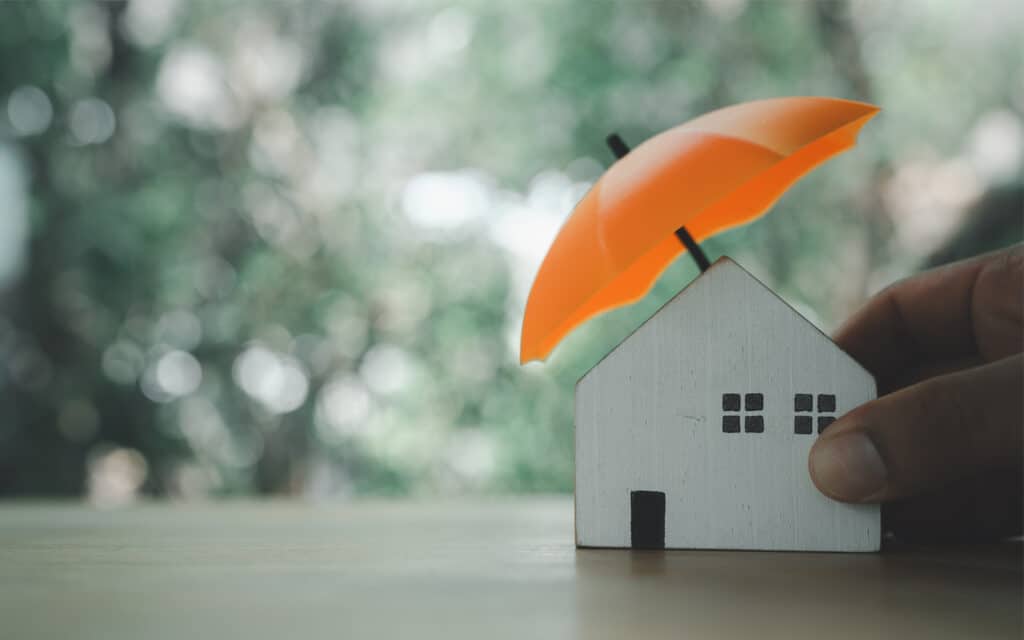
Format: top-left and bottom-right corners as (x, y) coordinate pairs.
(578, 257), (871, 386)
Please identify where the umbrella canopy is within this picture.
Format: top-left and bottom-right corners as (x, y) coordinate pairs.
(520, 96), (879, 364)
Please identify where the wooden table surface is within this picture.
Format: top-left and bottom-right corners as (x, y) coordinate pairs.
(0, 498), (1020, 639)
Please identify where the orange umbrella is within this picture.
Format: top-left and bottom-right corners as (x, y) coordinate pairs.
(520, 96), (879, 364)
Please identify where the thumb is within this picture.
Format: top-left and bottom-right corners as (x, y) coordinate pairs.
(808, 354), (1023, 503)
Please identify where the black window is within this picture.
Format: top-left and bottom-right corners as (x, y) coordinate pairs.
(818, 394), (836, 412)
(744, 415), (764, 433)
(794, 415), (813, 435)
(794, 393), (838, 434)
(722, 393), (741, 411)
(794, 393), (813, 412)
(722, 415), (741, 433)
(723, 393), (764, 434)
(744, 393), (763, 411)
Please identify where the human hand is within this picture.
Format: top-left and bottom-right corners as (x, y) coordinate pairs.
(808, 245), (1023, 542)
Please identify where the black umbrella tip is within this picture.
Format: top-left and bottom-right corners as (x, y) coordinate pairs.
(606, 133), (630, 159)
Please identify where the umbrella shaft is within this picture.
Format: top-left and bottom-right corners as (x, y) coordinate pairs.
(674, 226), (711, 272)
(607, 133), (711, 274)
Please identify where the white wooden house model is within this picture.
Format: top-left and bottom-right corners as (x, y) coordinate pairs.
(574, 257), (880, 552)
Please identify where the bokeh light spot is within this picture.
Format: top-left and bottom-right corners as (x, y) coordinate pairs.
(233, 344), (310, 414)
(69, 97), (117, 145)
(7, 86), (53, 136)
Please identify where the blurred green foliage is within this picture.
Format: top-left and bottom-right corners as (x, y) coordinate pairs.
(0, 0), (1020, 501)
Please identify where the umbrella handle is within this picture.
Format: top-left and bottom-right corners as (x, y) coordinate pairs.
(605, 134), (712, 273)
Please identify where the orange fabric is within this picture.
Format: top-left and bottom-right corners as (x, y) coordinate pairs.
(520, 97), (879, 363)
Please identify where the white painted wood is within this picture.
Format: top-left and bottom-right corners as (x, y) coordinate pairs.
(575, 257), (879, 552)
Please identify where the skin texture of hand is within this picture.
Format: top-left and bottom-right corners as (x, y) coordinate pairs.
(808, 245), (1023, 542)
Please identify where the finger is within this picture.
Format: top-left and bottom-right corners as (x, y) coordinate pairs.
(808, 354), (1023, 503)
(877, 355), (983, 396)
(834, 245), (1023, 384)
(882, 467), (1023, 543)
(971, 246), (1024, 359)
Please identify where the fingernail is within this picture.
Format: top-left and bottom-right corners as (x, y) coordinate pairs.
(810, 432), (887, 501)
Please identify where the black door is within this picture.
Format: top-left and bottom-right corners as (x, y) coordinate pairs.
(630, 490), (665, 549)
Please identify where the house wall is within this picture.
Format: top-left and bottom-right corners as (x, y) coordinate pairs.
(574, 259), (879, 551)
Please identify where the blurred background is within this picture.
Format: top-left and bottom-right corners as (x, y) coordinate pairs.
(0, 0), (1020, 504)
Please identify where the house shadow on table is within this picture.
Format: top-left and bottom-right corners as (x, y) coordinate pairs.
(571, 542), (1021, 639)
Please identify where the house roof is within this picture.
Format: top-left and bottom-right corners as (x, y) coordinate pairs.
(576, 256), (873, 387)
